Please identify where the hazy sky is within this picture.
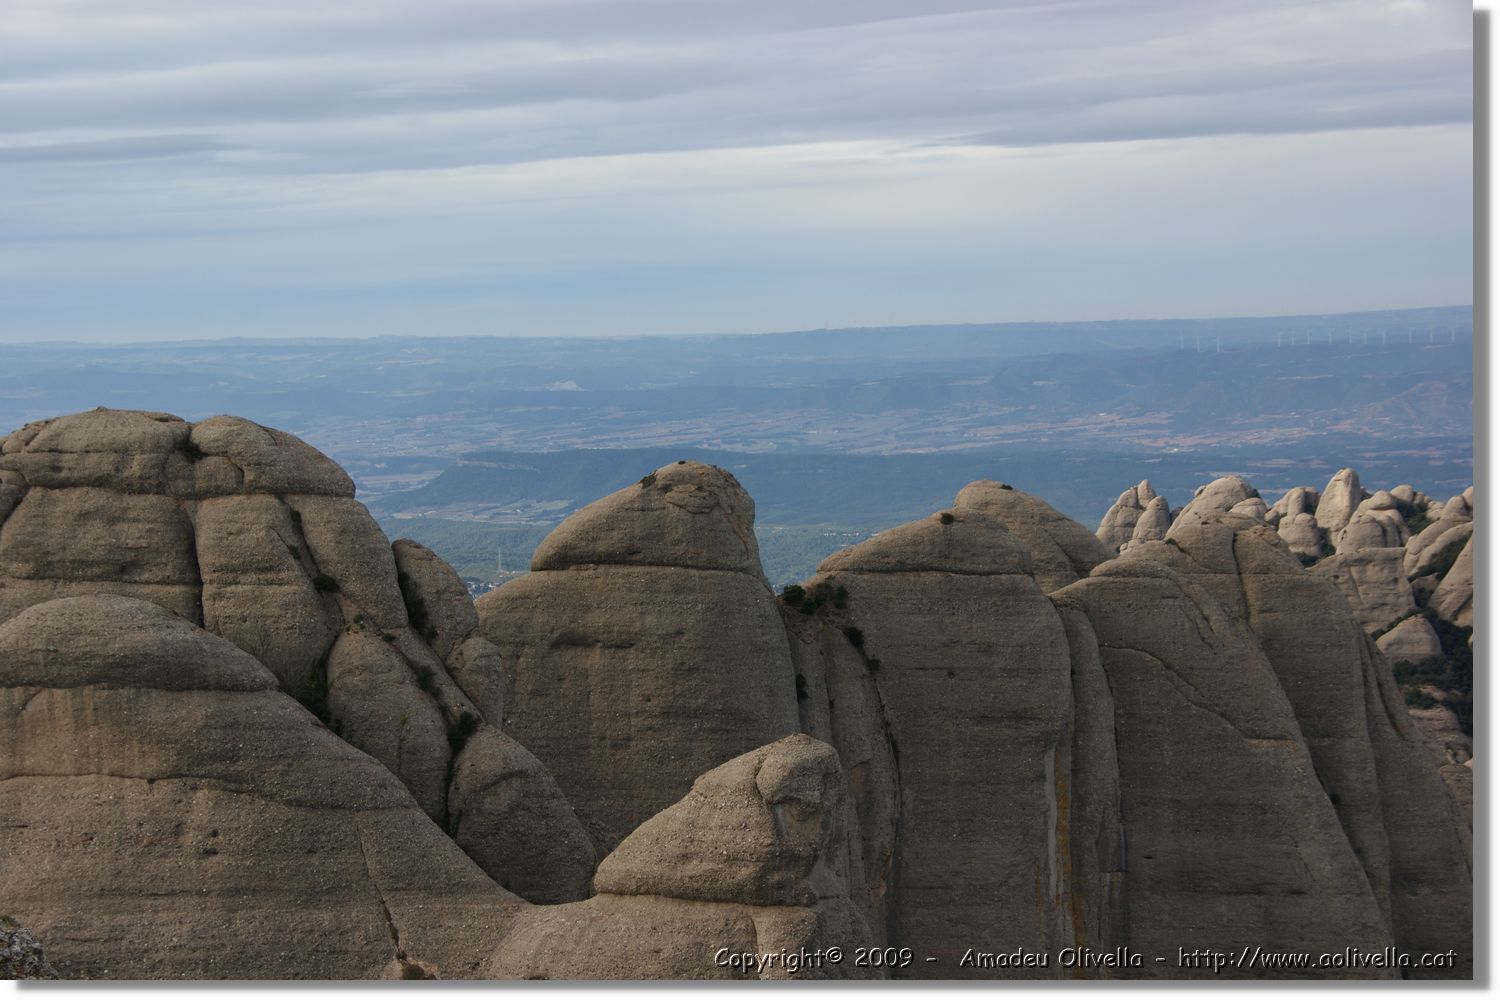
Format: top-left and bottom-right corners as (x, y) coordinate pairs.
(0, 0), (1473, 342)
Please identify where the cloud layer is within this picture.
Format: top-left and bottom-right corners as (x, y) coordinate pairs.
(0, 0), (1473, 340)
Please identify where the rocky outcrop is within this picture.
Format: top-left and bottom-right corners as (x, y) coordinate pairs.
(792, 506), (1080, 978)
(1429, 537), (1473, 629)
(1129, 495), (1172, 546)
(1335, 491), (1410, 552)
(1, 420), (1475, 981)
(1110, 506), (1471, 974)
(1376, 615), (1442, 663)
(0, 596), (522, 979)
(474, 461), (801, 856)
(0, 409), (592, 903)
(1054, 555), (1394, 977)
(1316, 468), (1367, 534)
(485, 736), (876, 980)
(1312, 548), (1416, 634)
(956, 480), (1113, 591)
(1095, 480), (1157, 552)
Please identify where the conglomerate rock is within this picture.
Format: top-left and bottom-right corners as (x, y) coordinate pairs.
(0, 409), (589, 903)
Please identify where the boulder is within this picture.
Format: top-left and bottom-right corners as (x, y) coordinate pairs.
(485, 736), (876, 981)
(1405, 521), (1473, 579)
(1376, 615), (1442, 664)
(1170, 475), (1258, 530)
(448, 724), (598, 904)
(0, 409), (585, 898)
(796, 505), (1076, 977)
(1335, 491), (1410, 552)
(1315, 468), (1367, 534)
(1311, 549), (1416, 634)
(1429, 537), (1473, 628)
(1129, 496), (1172, 546)
(1280, 512), (1325, 560)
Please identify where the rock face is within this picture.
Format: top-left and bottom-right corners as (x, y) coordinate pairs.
(0, 409), (591, 904)
(1335, 491), (1410, 552)
(1, 418), (1475, 981)
(956, 479), (1113, 591)
(0, 596), (523, 979)
(1376, 615), (1442, 663)
(1130, 495), (1172, 546)
(485, 735), (876, 980)
(474, 461), (801, 856)
(1103, 511), (1470, 974)
(1429, 537), (1473, 628)
(793, 505), (1083, 978)
(1312, 548), (1416, 634)
(1055, 554), (1393, 976)
(1316, 467), (1367, 534)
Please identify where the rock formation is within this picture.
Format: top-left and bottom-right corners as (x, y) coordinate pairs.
(0, 595), (524, 979)
(487, 735), (876, 980)
(1315, 467), (1368, 534)
(1095, 480), (1157, 552)
(473, 460), (801, 856)
(0, 411), (1474, 981)
(0, 409), (592, 904)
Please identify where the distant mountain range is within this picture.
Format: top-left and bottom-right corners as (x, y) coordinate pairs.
(2, 305), (1472, 584)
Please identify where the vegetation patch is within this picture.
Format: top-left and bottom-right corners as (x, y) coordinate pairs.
(177, 438), (206, 463)
(311, 573), (341, 593)
(794, 673), (809, 702)
(939, 512), (955, 525)
(842, 625), (865, 649)
(639, 472), (657, 489)
(780, 579), (849, 616)
(1391, 610), (1473, 734)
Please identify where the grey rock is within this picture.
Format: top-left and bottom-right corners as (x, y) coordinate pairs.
(0, 596), (520, 980)
(955, 480), (1112, 590)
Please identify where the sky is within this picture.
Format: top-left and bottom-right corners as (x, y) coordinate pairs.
(0, 0), (1474, 342)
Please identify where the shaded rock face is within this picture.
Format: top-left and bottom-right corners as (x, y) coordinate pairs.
(1113, 516), (1471, 975)
(1054, 557), (1395, 978)
(790, 506), (1080, 978)
(485, 735), (878, 981)
(0, 409), (591, 905)
(0, 596), (523, 980)
(474, 461), (801, 856)
(1429, 536), (1473, 628)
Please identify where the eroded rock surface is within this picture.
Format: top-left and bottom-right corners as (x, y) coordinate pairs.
(485, 735), (876, 981)
(0, 596), (522, 979)
(475, 461), (800, 856)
